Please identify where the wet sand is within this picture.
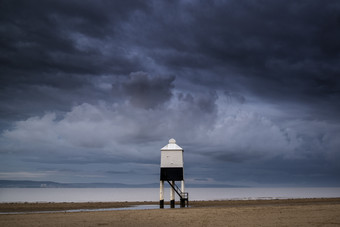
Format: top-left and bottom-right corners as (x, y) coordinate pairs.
(1, 198), (340, 226)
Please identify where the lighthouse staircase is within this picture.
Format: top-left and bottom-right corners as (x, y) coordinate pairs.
(166, 180), (189, 207)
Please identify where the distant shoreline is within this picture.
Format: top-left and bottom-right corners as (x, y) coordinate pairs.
(0, 180), (247, 188)
(1, 198), (340, 213)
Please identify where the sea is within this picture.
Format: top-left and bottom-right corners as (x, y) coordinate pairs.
(1, 187), (340, 203)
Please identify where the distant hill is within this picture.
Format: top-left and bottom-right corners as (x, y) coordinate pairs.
(0, 180), (248, 188)
(0, 180), (159, 188)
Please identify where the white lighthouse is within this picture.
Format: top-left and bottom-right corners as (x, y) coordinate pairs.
(160, 138), (188, 208)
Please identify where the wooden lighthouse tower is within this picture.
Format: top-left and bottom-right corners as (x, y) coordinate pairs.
(160, 138), (189, 208)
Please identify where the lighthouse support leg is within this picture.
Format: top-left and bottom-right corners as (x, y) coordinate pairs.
(170, 181), (175, 208)
(160, 181), (164, 208)
(180, 180), (185, 207)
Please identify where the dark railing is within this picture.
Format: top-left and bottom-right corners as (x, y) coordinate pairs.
(166, 180), (189, 207)
(181, 192), (189, 199)
(166, 180), (182, 197)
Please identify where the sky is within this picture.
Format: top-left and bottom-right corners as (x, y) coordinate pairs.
(0, 0), (340, 187)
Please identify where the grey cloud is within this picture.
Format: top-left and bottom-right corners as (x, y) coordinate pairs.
(106, 170), (133, 175)
(0, 0), (147, 76)
(0, 0), (149, 126)
(212, 151), (264, 163)
(122, 72), (175, 109)
(177, 91), (218, 114)
(123, 0), (340, 117)
(224, 91), (246, 104)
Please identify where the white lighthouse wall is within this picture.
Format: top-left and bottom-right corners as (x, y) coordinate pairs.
(160, 151), (183, 167)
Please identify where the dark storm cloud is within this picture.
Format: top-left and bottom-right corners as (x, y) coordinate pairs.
(0, 0), (149, 125)
(0, 0), (340, 186)
(121, 0), (340, 116)
(122, 72), (175, 109)
(1, 0), (339, 119)
(0, 0), (147, 76)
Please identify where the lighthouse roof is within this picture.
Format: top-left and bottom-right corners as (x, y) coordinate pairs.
(161, 138), (183, 151)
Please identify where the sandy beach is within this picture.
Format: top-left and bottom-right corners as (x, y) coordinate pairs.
(1, 198), (340, 226)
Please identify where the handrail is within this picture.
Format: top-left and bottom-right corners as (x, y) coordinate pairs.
(181, 192), (189, 199)
(166, 180), (189, 201)
(163, 173), (188, 207)
(166, 180), (182, 198)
